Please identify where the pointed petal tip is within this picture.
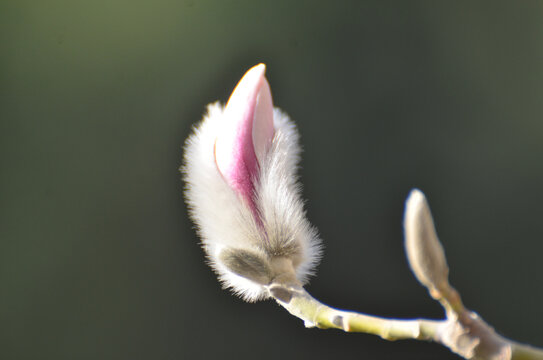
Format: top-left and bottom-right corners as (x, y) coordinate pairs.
(226, 64), (267, 107)
(249, 63), (267, 76)
(252, 63), (266, 73)
(215, 64), (274, 211)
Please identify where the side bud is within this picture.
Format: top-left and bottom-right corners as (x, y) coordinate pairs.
(403, 189), (450, 298)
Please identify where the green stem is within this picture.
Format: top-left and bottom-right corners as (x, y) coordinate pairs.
(512, 343), (543, 360)
(269, 284), (543, 360)
(269, 285), (441, 341)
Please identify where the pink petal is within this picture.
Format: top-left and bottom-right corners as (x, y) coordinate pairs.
(215, 64), (275, 211)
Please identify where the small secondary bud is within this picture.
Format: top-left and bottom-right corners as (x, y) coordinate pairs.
(404, 189), (450, 297)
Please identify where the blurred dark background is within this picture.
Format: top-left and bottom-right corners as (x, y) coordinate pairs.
(2, 1), (542, 359)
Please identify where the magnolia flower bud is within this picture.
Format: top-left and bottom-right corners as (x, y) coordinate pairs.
(403, 189), (450, 297)
(183, 64), (321, 301)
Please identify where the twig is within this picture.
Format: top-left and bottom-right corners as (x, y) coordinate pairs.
(265, 190), (543, 360)
(268, 284), (441, 341)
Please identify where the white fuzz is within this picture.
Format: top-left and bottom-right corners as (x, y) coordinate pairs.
(183, 103), (322, 302)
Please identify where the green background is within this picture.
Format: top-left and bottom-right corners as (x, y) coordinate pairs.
(2, 1), (542, 359)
